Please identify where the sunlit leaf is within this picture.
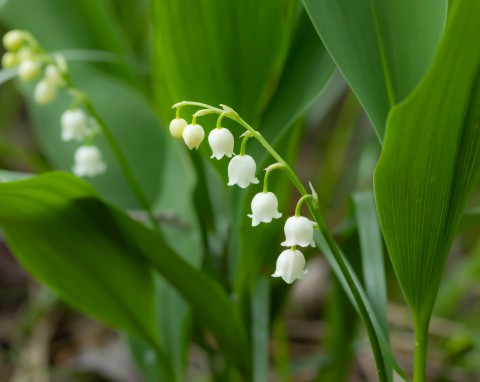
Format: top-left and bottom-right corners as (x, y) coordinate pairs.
(0, 172), (174, 379)
(151, 0), (300, 123)
(374, 0), (480, 330)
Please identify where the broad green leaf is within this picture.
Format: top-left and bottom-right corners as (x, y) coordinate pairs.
(303, 0), (447, 139)
(374, 0), (480, 328)
(352, 191), (388, 338)
(316, 91), (360, 210)
(23, 65), (164, 209)
(0, 172), (173, 379)
(257, 9), (335, 154)
(0, 172), (250, 375)
(151, 0), (299, 123)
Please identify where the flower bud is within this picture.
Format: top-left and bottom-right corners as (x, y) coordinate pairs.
(272, 249), (308, 284)
(61, 109), (89, 142)
(227, 155), (259, 188)
(16, 48), (34, 62)
(45, 64), (64, 86)
(1, 52), (17, 69)
(281, 216), (315, 247)
(208, 127), (234, 159)
(34, 80), (57, 105)
(18, 59), (40, 81)
(248, 192), (282, 226)
(3, 30), (25, 51)
(182, 123), (205, 149)
(54, 53), (68, 73)
(73, 145), (107, 177)
(169, 118), (187, 139)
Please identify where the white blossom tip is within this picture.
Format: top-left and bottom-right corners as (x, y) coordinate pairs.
(3, 30), (25, 51)
(248, 192), (282, 226)
(45, 64), (64, 86)
(227, 155), (259, 188)
(34, 80), (57, 105)
(272, 249), (307, 284)
(18, 59), (40, 81)
(61, 109), (89, 142)
(72, 145), (107, 177)
(182, 123), (205, 149)
(169, 118), (187, 139)
(209, 127), (234, 160)
(1, 52), (17, 68)
(281, 216), (315, 248)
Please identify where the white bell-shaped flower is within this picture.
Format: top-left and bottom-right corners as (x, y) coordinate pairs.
(3, 30), (24, 51)
(248, 192), (282, 226)
(72, 145), (106, 177)
(169, 118), (187, 139)
(61, 109), (89, 142)
(227, 155), (259, 188)
(34, 80), (57, 105)
(272, 249), (308, 284)
(281, 216), (315, 247)
(182, 123), (205, 149)
(18, 59), (40, 81)
(45, 64), (64, 86)
(208, 127), (234, 159)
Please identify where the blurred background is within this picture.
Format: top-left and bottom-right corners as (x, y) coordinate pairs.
(1, 0), (480, 381)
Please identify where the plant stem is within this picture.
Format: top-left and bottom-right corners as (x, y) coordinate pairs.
(413, 319), (428, 382)
(83, 99), (158, 229)
(59, 73), (158, 229)
(295, 194), (313, 216)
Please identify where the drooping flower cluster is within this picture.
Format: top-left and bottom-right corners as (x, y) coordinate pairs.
(170, 102), (318, 284)
(2, 30), (106, 178)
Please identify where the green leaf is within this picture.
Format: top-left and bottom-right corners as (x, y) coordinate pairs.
(0, 172), (173, 378)
(302, 0), (447, 139)
(257, 9), (335, 152)
(0, 172), (250, 375)
(151, 0), (299, 123)
(352, 191), (388, 338)
(374, 0), (480, 327)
